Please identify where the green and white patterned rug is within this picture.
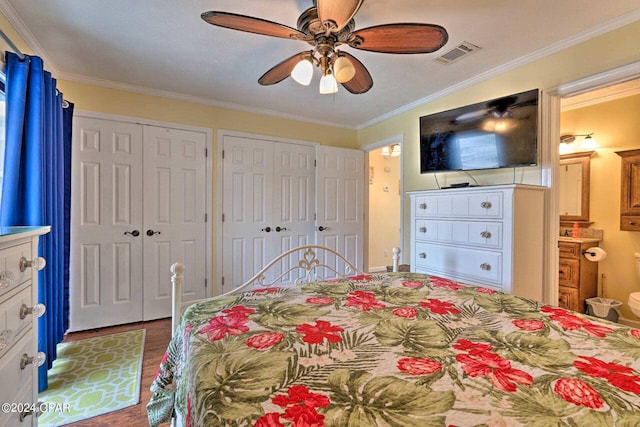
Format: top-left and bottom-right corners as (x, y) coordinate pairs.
(38, 329), (146, 426)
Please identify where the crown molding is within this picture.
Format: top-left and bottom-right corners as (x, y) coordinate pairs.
(0, 0), (60, 74)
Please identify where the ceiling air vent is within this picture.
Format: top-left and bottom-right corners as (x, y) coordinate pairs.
(435, 41), (481, 64)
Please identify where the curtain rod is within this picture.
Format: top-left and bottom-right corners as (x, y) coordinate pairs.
(0, 28), (25, 60)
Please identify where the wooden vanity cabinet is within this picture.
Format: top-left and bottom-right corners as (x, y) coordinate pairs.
(616, 149), (640, 231)
(558, 240), (598, 313)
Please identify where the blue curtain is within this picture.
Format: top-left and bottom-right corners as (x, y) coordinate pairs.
(1, 52), (72, 391)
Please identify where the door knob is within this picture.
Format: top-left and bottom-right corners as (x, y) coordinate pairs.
(261, 227), (272, 232)
(275, 226), (287, 232)
(317, 226), (327, 231)
(146, 229), (161, 236)
(124, 230), (140, 237)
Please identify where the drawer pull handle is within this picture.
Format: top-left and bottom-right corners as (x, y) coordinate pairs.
(419, 227), (427, 233)
(418, 252), (427, 259)
(480, 263), (491, 271)
(20, 303), (47, 320)
(630, 222), (637, 225)
(0, 271), (15, 289)
(419, 203), (427, 210)
(480, 231), (492, 239)
(19, 256), (46, 272)
(0, 329), (15, 351)
(19, 408), (36, 422)
(20, 352), (46, 370)
(480, 201), (492, 209)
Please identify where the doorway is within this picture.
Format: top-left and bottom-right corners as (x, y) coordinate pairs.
(363, 136), (403, 272)
(558, 77), (640, 324)
(540, 61), (640, 311)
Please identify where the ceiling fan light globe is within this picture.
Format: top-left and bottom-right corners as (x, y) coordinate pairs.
(291, 59), (313, 86)
(319, 73), (338, 94)
(333, 56), (356, 83)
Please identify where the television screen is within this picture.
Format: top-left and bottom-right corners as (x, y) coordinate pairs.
(420, 89), (538, 173)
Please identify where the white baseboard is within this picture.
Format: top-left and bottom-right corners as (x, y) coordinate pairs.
(618, 317), (640, 328)
(368, 266), (388, 273)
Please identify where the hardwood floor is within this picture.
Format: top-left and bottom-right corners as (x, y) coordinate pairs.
(42, 318), (173, 427)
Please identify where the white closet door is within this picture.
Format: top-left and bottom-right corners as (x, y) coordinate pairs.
(220, 135), (316, 294)
(70, 117), (144, 330)
(142, 126), (208, 321)
(271, 142), (316, 283)
(221, 135), (275, 292)
(316, 146), (365, 273)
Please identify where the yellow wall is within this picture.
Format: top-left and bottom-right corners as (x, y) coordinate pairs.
(56, 80), (358, 149)
(561, 93), (640, 319)
(356, 20), (640, 271)
(367, 148), (401, 270)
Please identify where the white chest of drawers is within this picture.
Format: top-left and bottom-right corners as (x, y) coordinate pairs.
(409, 185), (544, 300)
(0, 227), (50, 426)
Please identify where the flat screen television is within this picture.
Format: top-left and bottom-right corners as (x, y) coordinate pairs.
(419, 89), (539, 173)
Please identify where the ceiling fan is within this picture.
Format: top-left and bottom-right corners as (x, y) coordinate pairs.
(201, 0), (448, 95)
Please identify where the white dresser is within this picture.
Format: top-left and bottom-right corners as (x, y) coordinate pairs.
(409, 185), (544, 300)
(0, 227), (50, 426)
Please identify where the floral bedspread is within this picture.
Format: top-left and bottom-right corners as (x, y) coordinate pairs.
(147, 272), (640, 426)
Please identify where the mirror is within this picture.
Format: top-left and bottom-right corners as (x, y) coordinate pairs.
(559, 151), (594, 226)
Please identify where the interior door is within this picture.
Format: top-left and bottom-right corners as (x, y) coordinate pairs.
(221, 135), (275, 293)
(220, 134), (315, 294)
(316, 146), (365, 274)
(142, 126), (208, 320)
(70, 117), (144, 330)
(271, 142), (316, 283)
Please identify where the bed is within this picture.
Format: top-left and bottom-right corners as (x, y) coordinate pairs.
(147, 245), (640, 426)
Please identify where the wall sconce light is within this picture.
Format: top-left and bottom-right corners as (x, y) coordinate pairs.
(381, 144), (401, 158)
(559, 133), (599, 154)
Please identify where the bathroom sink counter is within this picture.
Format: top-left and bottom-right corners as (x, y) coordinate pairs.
(558, 236), (601, 243)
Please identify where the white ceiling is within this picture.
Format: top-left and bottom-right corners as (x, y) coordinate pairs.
(3, 0), (640, 129)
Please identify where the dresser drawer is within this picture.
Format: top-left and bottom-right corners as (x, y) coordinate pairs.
(415, 242), (502, 285)
(558, 286), (579, 311)
(0, 331), (36, 408)
(559, 258), (580, 288)
(414, 192), (503, 219)
(558, 242), (581, 259)
(0, 285), (33, 357)
(0, 380), (37, 426)
(0, 242), (33, 298)
(415, 219), (502, 249)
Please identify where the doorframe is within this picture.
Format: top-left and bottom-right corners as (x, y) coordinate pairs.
(73, 110), (214, 297)
(216, 129), (319, 294)
(539, 61), (640, 306)
(361, 134), (405, 270)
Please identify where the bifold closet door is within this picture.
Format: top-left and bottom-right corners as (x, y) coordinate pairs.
(71, 117), (209, 330)
(220, 135), (315, 294)
(70, 117), (144, 330)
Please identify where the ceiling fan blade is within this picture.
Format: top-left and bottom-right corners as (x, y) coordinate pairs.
(202, 11), (307, 40)
(317, 0), (363, 32)
(339, 52), (373, 94)
(350, 23), (448, 54)
(258, 52), (307, 85)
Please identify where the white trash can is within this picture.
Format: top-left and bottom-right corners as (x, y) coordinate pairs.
(585, 297), (622, 323)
